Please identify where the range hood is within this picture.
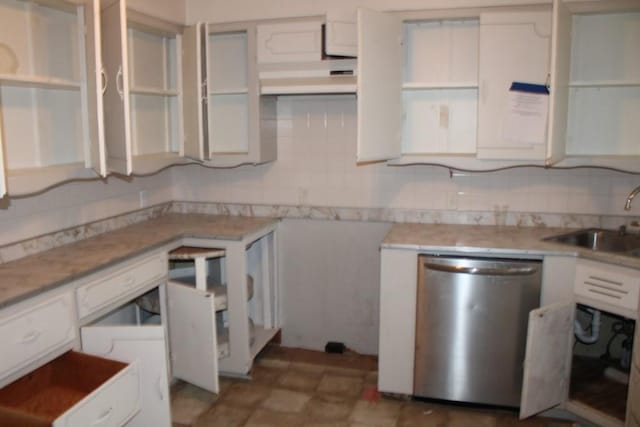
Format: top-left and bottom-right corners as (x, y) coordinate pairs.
(257, 20), (357, 95)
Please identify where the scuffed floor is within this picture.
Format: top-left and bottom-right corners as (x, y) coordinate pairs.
(171, 345), (572, 427)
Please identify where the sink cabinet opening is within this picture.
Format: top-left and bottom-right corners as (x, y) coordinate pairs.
(569, 304), (635, 422)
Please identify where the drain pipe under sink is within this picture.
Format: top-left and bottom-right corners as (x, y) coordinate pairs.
(574, 308), (601, 344)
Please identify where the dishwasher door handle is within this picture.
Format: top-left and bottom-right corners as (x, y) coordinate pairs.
(423, 262), (538, 276)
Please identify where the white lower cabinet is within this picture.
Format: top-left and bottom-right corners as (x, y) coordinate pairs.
(379, 250), (639, 425)
(0, 291), (76, 387)
(81, 300), (171, 427)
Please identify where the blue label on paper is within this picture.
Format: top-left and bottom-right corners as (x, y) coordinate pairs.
(509, 81), (549, 95)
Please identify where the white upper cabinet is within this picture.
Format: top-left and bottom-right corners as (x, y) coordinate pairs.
(102, 0), (186, 175)
(401, 19), (479, 157)
(190, 22), (276, 167)
(0, 0), (106, 195)
(356, 8), (403, 163)
(550, 0), (640, 170)
(476, 10), (552, 161)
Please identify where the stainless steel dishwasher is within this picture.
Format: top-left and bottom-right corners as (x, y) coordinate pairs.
(414, 255), (541, 407)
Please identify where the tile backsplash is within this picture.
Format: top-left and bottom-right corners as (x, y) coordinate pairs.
(172, 95), (640, 218)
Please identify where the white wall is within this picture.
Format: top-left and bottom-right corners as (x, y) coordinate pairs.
(170, 96), (640, 354)
(279, 219), (390, 355)
(0, 170), (173, 247)
(172, 96), (640, 217)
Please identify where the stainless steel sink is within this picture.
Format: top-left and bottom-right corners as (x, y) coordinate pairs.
(544, 228), (640, 257)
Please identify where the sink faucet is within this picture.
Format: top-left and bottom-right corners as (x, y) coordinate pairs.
(625, 185), (640, 210)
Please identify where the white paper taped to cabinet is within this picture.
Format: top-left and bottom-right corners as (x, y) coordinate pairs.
(502, 81), (549, 146)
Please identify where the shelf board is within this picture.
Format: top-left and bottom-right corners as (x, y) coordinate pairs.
(569, 80), (640, 88)
(260, 76), (356, 95)
(129, 87), (179, 96)
(0, 74), (81, 90)
(402, 81), (479, 90)
(209, 88), (249, 96)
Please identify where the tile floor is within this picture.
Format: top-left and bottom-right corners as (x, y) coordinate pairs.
(171, 345), (573, 427)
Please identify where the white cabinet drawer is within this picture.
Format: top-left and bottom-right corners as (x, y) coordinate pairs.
(0, 292), (75, 383)
(76, 253), (166, 320)
(0, 351), (140, 427)
(574, 259), (640, 312)
(257, 20), (322, 64)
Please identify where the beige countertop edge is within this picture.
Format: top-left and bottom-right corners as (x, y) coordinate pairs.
(0, 215), (280, 310)
(381, 224), (640, 270)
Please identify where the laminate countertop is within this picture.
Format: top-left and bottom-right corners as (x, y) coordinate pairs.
(382, 223), (640, 270)
(0, 214), (279, 309)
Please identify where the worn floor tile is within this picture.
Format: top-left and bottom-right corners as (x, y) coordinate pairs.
(256, 358), (290, 370)
(170, 382), (218, 425)
(397, 401), (449, 427)
(244, 408), (306, 427)
(260, 388), (312, 413)
(349, 399), (404, 427)
(276, 369), (323, 392)
(317, 374), (364, 397)
(289, 361), (326, 374)
(325, 366), (368, 378)
(303, 393), (355, 422)
(448, 408), (497, 427)
(302, 422), (350, 427)
(220, 382), (271, 408)
(250, 365), (284, 384)
(193, 404), (252, 427)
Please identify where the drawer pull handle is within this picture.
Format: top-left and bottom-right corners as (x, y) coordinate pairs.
(91, 407), (113, 426)
(20, 330), (41, 344)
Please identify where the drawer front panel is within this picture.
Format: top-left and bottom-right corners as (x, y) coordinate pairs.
(574, 260), (640, 311)
(76, 253), (166, 319)
(0, 293), (75, 381)
(57, 361), (141, 427)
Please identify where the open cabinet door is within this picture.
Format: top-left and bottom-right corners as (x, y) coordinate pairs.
(182, 23), (208, 162)
(101, 0), (132, 175)
(81, 324), (171, 427)
(326, 6), (357, 57)
(356, 8), (402, 163)
(520, 302), (574, 419)
(85, 0), (107, 177)
(545, 0), (571, 166)
(0, 113), (6, 198)
(167, 281), (220, 393)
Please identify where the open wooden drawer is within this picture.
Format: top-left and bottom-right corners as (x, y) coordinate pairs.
(0, 351), (140, 427)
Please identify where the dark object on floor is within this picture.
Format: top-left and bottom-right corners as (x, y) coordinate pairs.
(325, 341), (346, 354)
